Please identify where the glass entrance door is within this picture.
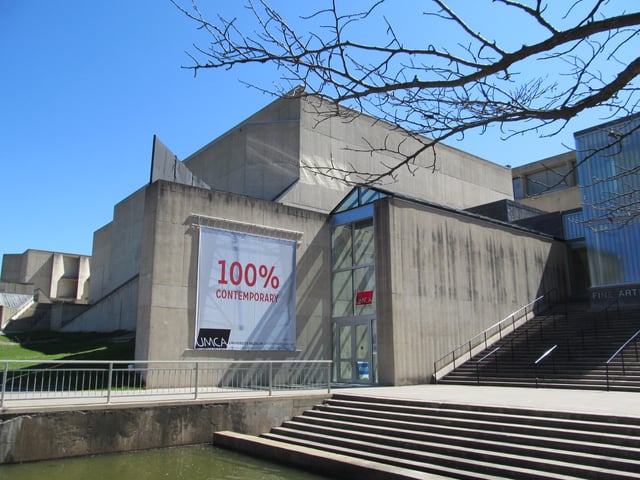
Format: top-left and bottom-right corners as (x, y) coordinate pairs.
(334, 317), (375, 384)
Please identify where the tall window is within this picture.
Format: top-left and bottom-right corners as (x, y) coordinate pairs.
(331, 218), (375, 317)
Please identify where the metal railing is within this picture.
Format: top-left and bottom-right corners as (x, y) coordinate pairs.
(475, 347), (500, 384)
(0, 359), (332, 408)
(433, 292), (553, 381)
(606, 329), (640, 391)
(534, 344), (558, 387)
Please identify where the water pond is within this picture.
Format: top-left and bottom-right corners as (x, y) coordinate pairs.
(0, 444), (333, 480)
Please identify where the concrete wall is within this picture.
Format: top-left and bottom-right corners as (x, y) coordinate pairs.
(89, 188), (146, 303)
(184, 97), (301, 202)
(134, 181), (332, 364)
(55, 277), (138, 332)
(375, 197), (568, 385)
(516, 186), (581, 213)
(0, 395), (328, 464)
(181, 95), (513, 216)
(0, 255), (23, 284)
(287, 95), (513, 213)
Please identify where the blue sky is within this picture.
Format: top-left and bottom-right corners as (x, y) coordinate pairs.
(0, 1), (626, 258)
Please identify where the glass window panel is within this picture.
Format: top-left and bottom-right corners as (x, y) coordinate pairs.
(353, 219), (374, 266)
(332, 270), (353, 317)
(360, 188), (386, 205)
(331, 224), (352, 270)
(355, 324), (369, 361)
(354, 266), (375, 315)
(525, 164), (575, 196)
(512, 177), (523, 200)
(339, 325), (352, 358)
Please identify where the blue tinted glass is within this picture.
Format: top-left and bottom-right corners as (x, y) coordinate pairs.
(574, 115), (640, 285)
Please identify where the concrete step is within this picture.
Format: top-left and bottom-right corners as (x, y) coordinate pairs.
(297, 408), (640, 459)
(440, 305), (640, 391)
(280, 416), (640, 472)
(265, 423), (637, 479)
(261, 430), (575, 480)
(214, 393), (640, 479)
(323, 396), (640, 440)
(213, 430), (447, 480)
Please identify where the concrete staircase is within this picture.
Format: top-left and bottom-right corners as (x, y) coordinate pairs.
(439, 304), (640, 391)
(214, 393), (640, 479)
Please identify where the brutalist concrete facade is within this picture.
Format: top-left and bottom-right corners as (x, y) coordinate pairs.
(52, 94), (568, 386)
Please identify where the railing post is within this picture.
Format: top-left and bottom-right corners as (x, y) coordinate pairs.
(194, 362), (200, 399)
(1, 361), (8, 409)
(606, 363), (610, 391)
(327, 362), (331, 393)
(106, 362), (113, 404)
(268, 362), (273, 396)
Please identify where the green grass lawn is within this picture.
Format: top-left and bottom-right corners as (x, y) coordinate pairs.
(0, 331), (135, 365)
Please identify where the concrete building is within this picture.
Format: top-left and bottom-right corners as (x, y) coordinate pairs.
(0, 250), (90, 330)
(510, 113), (640, 306)
(1, 94), (571, 386)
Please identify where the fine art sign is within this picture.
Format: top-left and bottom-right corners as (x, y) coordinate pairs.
(591, 284), (640, 307)
(195, 226), (296, 350)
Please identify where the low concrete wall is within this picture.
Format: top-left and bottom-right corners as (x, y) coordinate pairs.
(0, 394), (329, 464)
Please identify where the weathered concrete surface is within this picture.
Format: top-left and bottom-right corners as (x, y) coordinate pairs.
(134, 180), (332, 365)
(0, 394), (328, 464)
(375, 197), (568, 386)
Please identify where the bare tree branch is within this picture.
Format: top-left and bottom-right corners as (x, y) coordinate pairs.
(173, 0), (640, 219)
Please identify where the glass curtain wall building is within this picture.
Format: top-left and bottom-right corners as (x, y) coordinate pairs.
(574, 113), (640, 303)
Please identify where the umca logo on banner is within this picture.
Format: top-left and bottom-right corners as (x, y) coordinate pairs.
(194, 226), (296, 351)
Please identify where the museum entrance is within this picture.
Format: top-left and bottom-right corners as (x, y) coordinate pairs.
(333, 316), (376, 384)
(330, 189), (383, 385)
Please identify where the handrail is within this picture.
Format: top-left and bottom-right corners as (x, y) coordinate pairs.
(534, 344), (557, 387)
(605, 329), (640, 391)
(433, 291), (553, 381)
(475, 347), (500, 385)
(606, 329), (640, 365)
(478, 346), (501, 364)
(0, 359), (333, 409)
(535, 344), (558, 365)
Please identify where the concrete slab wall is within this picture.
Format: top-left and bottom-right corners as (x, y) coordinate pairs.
(184, 97), (300, 202)
(375, 197), (568, 385)
(0, 395), (329, 464)
(134, 181), (331, 364)
(89, 188), (146, 303)
(56, 277), (138, 332)
(0, 255), (22, 284)
(517, 185), (581, 213)
(181, 95), (512, 217)
(286, 95), (513, 213)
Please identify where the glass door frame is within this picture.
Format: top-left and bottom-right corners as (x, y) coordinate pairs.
(332, 315), (376, 385)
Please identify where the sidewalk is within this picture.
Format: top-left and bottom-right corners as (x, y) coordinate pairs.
(3, 383), (640, 418)
(338, 384), (640, 418)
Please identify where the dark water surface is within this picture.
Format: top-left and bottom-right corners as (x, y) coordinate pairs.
(0, 444), (333, 479)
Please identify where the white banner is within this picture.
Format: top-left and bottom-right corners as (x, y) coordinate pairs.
(195, 226), (296, 350)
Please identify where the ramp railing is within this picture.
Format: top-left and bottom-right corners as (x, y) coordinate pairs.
(0, 359), (332, 408)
